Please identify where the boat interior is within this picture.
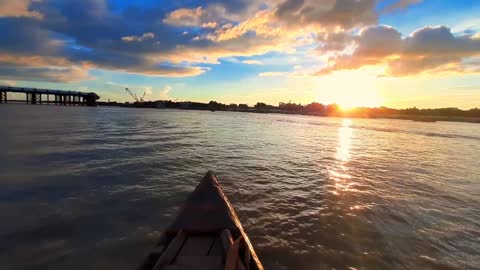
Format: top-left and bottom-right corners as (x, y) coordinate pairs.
(139, 228), (253, 270)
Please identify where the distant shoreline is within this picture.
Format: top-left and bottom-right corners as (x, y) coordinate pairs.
(2, 101), (479, 124)
(371, 114), (480, 124)
(95, 102), (480, 124)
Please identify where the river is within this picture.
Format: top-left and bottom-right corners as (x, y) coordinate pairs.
(0, 104), (479, 270)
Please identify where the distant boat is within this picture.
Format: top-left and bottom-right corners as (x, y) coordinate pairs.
(138, 171), (264, 270)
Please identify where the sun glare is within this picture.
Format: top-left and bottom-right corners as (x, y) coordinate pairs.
(315, 69), (383, 108)
(338, 103), (355, 111)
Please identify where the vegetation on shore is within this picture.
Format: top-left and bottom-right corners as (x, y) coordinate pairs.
(98, 100), (480, 124)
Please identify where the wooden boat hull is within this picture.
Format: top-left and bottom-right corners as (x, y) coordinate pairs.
(139, 171), (263, 270)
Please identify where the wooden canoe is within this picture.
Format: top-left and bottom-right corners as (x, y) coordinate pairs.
(138, 171), (264, 270)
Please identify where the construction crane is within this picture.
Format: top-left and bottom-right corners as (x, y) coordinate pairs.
(139, 91), (147, 102)
(125, 88), (139, 103)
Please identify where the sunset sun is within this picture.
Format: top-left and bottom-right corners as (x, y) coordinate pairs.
(315, 70), (383, 109)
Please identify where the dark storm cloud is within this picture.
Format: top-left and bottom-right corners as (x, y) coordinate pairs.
(0, 18), (61, 55)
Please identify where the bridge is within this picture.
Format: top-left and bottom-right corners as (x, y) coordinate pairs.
(0, 86), (100, 106)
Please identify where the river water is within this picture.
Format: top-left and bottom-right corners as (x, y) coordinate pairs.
(0, 104), (479, 270)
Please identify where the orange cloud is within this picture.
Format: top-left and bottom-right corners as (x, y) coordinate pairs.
(2, 0), (477, 84)
(204, 10), (278, 42)
(163, 7), (218, 28)
(0, 64), (89, 82)
(382, 0), (422, 13)
(317, 25), (480, 76)
(0, 54), (72, 67)
(0, 0), (43, 19)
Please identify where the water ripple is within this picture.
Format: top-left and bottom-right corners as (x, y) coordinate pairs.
(0, 105), (479, 270)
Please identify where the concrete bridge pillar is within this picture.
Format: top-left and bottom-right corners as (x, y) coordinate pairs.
(36, 93), (42, 104)
(26, 93), (36, 104)
(0, 91), (6, 103)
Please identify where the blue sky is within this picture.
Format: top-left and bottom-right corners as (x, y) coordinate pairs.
(0, 0), (480, 108)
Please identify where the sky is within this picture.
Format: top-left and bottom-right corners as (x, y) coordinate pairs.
(0, 0), (480, 109)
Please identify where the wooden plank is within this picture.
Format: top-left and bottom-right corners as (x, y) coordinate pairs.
(175, 256), (223, 270)
(221, 229), (234, 253)
(224, 235), (246, 270)
(244, 244), (251, 270)
(208, 238), (224, 256)
(178, 236), (215, 257)
(152, 230), (187, 270)
(151, 245), (166, 256)
(225, 238), (241, 270)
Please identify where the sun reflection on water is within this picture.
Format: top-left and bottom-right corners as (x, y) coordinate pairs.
(329, 118), (354, 195)
(336, 119), (353, 162)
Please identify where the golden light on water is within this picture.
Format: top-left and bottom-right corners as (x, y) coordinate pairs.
(335, 119), (353, 162)
(330, 118), (355, 195)
(329, 119), (373, 214)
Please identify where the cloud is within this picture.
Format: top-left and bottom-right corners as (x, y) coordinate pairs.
(1, 80), (17, 86)
(122, 33), (155, 42)
(0, 1), (280, 82)
(159, 85), (172, 99)
(121, 64), (208, 77)
(202, 22), (218, 28)
(163, 7), (218, 28)
(317, 31), (355, 53)
(242, 60), (263, 65)
(106, 81), (127, 87)
(144, 86), (153, 95)
(259, 71), (288, 77)
(317, 25), (480, 76)
(163, 7), (206, 27)
(0, 15), (206, 79)
(258, 64), (321, 78)
(0, 19), (63, 55)
(0, 0), (478, 84)
(0, 63), (89, 82)
(0, 0), (43, 19)
(203, 10), (278, 42)
(275, 0), (377, 31)
(382, 0), (422, 13)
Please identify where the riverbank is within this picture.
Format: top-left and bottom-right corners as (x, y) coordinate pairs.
(375, 114), (480, 123)
(97, 101), (480, 124)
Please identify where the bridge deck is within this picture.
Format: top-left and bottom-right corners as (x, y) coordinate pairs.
(0, 86), (98, 97)
(0, 86), (100, 106)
